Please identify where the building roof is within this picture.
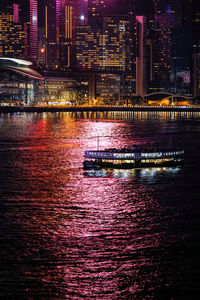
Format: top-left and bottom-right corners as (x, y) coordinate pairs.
(0, 57), (44, 80)
(0, 57), (33, 67)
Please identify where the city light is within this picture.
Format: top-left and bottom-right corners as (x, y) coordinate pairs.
(0, 0), (199, 106)
(0, 2), (200, 300)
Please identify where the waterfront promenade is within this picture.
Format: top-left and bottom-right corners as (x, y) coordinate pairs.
(1, 105), (200, 113)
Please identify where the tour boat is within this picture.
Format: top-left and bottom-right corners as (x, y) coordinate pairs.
(83, 145), (184, 169)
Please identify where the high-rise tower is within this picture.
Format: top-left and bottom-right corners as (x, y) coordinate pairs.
(0, 4), (25, 59)
(152, 0), (178, 92)
(136, 16), (146, 97)
(29, 0), (38, 63)
(191, 0), (200, 97)
(45, 0), (77, 69)
(88, 0), (107, 28)
(0, 0), (38, 64)
(77, 14), (136, 72)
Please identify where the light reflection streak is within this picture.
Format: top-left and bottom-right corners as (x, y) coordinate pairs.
(84, 167), (181, 179)
(0, 111), (198, 298)
(68, 111), (200, 122)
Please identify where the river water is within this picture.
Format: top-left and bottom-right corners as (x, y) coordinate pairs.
(0, 111), (200, 299)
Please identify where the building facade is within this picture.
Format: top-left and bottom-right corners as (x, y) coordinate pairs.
(0, 4), (25, 59)
(102, 15), (135, 72)
(192, 0), (200, 98)
(136, 16), (146, 96)
(43, 77), (78, 105)
(29, 0), (38, 63)
(0, 0), (38, 64)
(153, 0), (173, 91)
(45, 0), (77, 69)
(88, 0), (107, 29)
(76, 14), (136, 72)
(76, 25), (101, 70)
(0, 58), (44, 105)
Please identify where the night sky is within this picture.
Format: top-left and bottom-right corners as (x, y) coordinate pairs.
(35, 0), (183, 26)
(0, 0), (199, 26)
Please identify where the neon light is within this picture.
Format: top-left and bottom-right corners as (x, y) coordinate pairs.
(29, 0), (38, 61)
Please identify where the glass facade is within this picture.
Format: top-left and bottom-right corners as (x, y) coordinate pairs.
(0, 58), (44, 106)
(43, 77), (78, 105)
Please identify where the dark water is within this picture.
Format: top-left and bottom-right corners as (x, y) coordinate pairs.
(0, 111), (200, 299)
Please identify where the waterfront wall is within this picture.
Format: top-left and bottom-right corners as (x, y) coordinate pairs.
(1, 105), (200, 113)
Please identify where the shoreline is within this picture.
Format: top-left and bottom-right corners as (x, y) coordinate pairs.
(0, 105), (200, 113)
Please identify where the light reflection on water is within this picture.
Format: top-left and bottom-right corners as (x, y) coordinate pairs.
(0, 111), (200, 299)
(84, 167), (181, 180)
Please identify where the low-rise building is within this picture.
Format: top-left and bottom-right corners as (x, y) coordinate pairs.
(0, 57), (44, 105)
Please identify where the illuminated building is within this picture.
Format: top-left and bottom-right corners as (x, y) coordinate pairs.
(29, 0), (38, 63)
(193, 52), (200, 98)
(38, 27), (46, 66)
(145, 12), (155, 94)
(88, 0), (107, 28)
(152, 0), (177, 92)
(136, 16), (146, 97)
(77, 9), (137, 101)
(0, 4), (25, 59)
(43, 77), (78, 104)
(78, 0), (88, 25)
(77, 15), (136, 72)
(192, 0), (200, 98)
(102, 15), (135, 71)
(45, 0), (77, 69)
(0, 1), (38, 64)
(145, 0), (193, 96)
(96, 74), (120, 104)
(171, 27), (191, 96)
(168, 0), (199, 98)
(44, 0), (56, 68)
(0, 58), (44, 105)
(76, 25), (102, 70)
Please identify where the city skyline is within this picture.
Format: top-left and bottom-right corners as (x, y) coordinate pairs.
(0, 0), (199, 106)
(1, 2), (200, 299)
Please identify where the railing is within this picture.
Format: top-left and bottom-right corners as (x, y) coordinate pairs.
(84, 151), (136, 159)
(84, 150), (184, 160)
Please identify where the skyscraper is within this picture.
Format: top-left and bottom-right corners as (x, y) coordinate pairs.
(45, 0), (77, 69)
(191, 0), (200, 97)
(136, 16), (146, 97)
(102, 15), (134, 71)
(152, 0), (178, 92)
(76, 25), (101, 69)
(76, 14), (136, 72)
(0, 0), (38, 64)
(0, 4), (25, 59)
(29, 0), (38, 63)
(88, 0), (107, 28)
(78, 0), (88, 25)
